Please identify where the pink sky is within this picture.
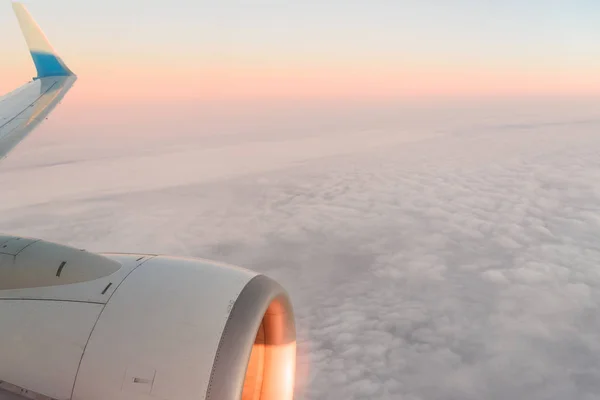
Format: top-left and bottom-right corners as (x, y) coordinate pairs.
(3, 1), (600, 104)
(4, 59), (600, 105)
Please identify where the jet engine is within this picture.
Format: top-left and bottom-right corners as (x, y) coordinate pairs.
(0, 236), (296, 400)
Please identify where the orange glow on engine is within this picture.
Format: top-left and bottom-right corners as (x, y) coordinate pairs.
(280, 341), (297, 400)
(241, 301), (296, 400)
(242, 323), (265, 400)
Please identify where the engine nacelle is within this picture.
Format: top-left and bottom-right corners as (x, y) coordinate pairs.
(0, 237), (295, 400)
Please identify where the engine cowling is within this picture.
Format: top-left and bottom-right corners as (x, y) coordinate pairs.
(0, 236), (296, 400)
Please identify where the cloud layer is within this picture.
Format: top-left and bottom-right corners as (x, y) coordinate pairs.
(3, 99), (600, 399)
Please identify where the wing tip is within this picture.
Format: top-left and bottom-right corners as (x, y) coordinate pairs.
(12, 1), (75, 79)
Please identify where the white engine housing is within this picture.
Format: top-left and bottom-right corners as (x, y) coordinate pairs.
(0, 237), (296, 400)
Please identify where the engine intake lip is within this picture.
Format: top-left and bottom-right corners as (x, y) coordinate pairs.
(206, 275), (296, 400)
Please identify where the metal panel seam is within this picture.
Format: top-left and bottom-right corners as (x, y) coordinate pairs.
(68, 256), (156, 399)
(205, 284), (247, 400)
(0, 239), (40, 258)
(14, 239), (40, 257)
(0, 298), (103, 305)
(0, 81), (57, 130)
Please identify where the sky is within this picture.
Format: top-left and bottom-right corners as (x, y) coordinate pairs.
(2, 0), (600, 100)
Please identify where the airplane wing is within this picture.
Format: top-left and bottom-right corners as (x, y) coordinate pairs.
(0, 2), (76, 161)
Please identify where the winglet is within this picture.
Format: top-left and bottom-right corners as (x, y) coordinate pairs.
(12, 2), (74, 79)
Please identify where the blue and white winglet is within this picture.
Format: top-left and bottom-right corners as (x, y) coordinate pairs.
(0, 2), (76, 160)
